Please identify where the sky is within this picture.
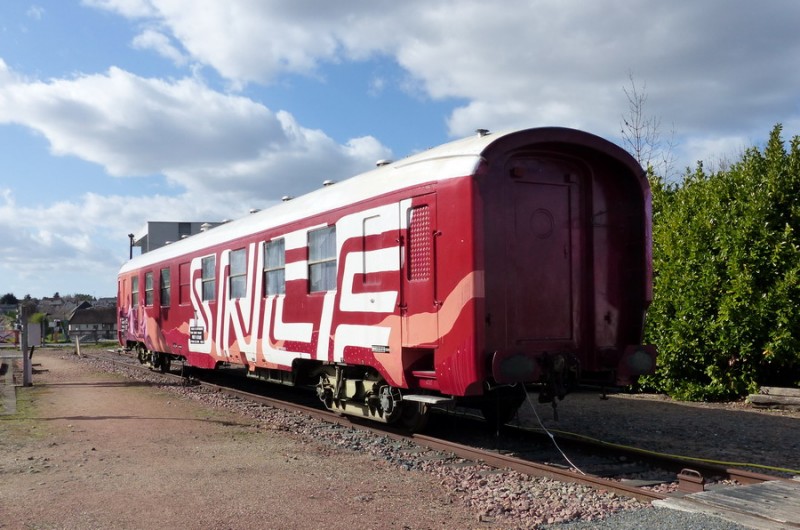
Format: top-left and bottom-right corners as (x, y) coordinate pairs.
(1, 0), (799, 299)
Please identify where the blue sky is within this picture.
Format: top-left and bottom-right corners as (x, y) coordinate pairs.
(1, 0), (799, 299)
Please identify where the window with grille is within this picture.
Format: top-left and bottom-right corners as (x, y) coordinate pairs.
(264, 239), (285, 295)
(308, 226), (337, 292)
(202, 256), (216, 301)
(160, 267), (170, 306)
(229, 248), (247, 299)
(408, 205), (432, 281)
(145, 272), (154, 306)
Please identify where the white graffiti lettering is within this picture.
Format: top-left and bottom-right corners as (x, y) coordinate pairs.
(188, 202), (403, 367)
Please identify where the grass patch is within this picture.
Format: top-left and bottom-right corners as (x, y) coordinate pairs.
(0, 385), (52, 448)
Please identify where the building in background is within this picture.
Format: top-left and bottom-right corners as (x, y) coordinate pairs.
(131, 221), (222, 255)
(68, 306), (117, 343)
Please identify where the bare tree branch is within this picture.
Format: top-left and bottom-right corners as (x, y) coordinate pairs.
(620, 73), (677, 180)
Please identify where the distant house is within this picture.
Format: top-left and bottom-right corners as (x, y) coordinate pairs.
(68, 307), (117, 342)
(94, 297), (117, 308)
(38, 298), (86, 324)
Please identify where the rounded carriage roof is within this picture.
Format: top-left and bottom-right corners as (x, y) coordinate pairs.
(120, 127), (642, 273)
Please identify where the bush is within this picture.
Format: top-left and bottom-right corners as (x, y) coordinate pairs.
(642, 125), (800, 400)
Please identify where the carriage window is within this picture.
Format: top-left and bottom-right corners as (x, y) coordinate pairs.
(160, 267), (171, 306)
(264, 239), (285, 295)
(131, 275), (139, 306)
(179, 262), (190, 305)
(202, 256), (216, 301)
(308, 226), (337, 292)
(145, 272), (154, 306)
(229, 248), (247, 299)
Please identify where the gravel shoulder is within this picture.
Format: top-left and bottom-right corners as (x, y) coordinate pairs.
(517, 385), (800, 476)
(0, 349), (480, 530)
(3, 348), (798, 530)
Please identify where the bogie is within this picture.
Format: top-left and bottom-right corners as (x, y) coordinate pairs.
(313, 365), (431, 430)
(130, 343), (176, 373)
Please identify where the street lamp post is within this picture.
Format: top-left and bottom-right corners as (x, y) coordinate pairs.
(20, 302), (34, 387)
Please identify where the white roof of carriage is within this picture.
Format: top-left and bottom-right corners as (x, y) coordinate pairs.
(120, 128), (515, 274)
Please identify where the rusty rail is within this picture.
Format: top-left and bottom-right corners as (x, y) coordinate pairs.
(79, 350), (785, 504)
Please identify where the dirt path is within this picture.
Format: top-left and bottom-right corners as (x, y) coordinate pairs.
(0, 350), (481, 530)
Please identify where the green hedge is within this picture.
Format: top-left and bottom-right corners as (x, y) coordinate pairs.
(642, 125), (800, 400)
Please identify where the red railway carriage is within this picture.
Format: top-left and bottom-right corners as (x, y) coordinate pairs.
(118, 127), (655, 428)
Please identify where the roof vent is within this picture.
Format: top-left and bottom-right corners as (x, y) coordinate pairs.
(200, 223), (212, 232)
(249, 208), (260, 214)
(281, 195), (294, 202)
(476, 128), (490, 137)
(323, 180), (335, 187)
(376, 159), (392, 167)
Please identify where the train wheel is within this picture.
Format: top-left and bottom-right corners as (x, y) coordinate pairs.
(135, 344), (147, 365)
(378, 385), (402, 422)
(316, 374), (334, 410)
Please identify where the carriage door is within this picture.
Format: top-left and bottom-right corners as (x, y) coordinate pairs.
(401, 194), (439, 347)
(507, 157), (582, 349)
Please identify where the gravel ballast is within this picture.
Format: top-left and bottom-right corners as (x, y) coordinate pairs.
(4, 347), (796, 529)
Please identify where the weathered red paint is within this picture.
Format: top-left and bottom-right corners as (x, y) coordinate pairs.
(118, 127), (654, 400)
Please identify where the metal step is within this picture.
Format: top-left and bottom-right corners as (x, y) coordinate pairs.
(403, 394), (453, 405)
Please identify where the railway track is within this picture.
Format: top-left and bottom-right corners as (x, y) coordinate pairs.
(78, 348), (792, 506)
(503, 422), (790, 488)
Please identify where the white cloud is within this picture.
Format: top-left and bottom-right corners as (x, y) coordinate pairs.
(0, 192), (122, 289)
(680, 135), (750, 173)
(82, 0), (800, 148)
(0, 188), (258, 297)
(0, 66), (277, 176)
(0, 64), (390, 200)
(80, 0), (157, 18)
(87, 0), (356, 85)
(0, 58), (12, 82)
(390, 1), (800, 143)
(368, 76), (386, 97)
(0, 58), (392, 296)
(132, 28), (188, 66)
(5, 0), (800, 297)
(26, 6), (45, 20)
